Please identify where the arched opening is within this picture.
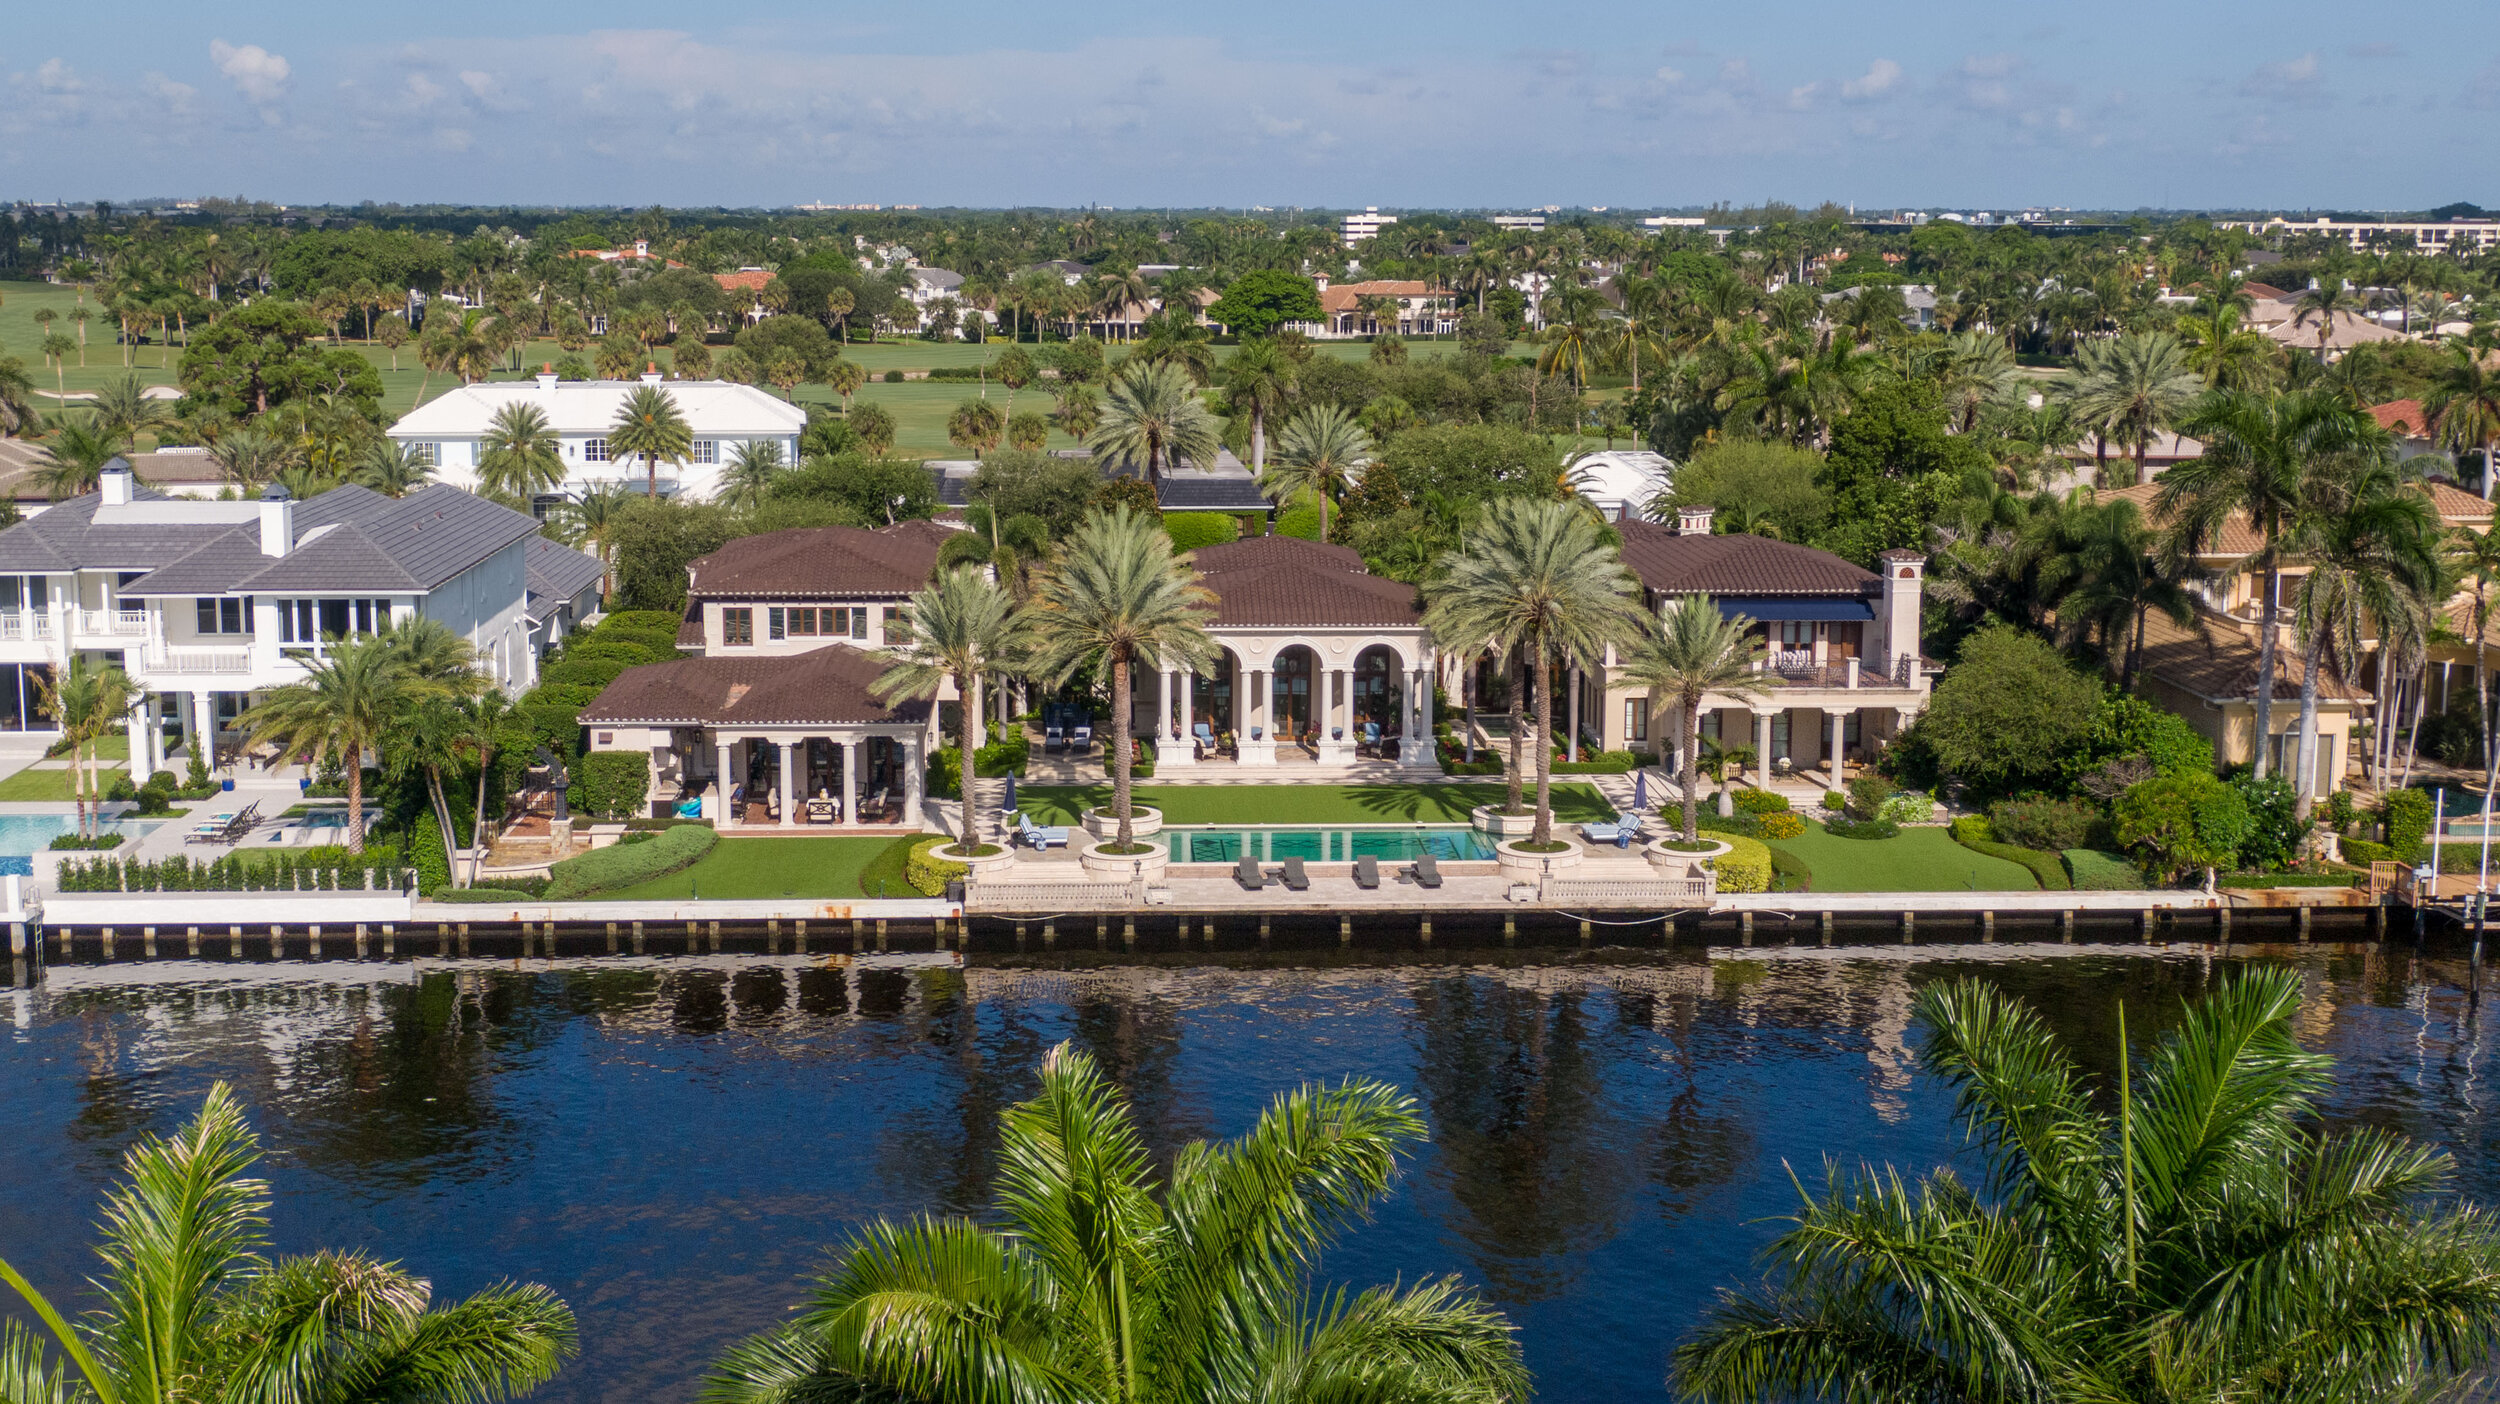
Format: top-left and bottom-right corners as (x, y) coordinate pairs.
(1272, 646), (1317, 748)
(1352, 645), (1405, 751)
(1192, 649), (1239, 744)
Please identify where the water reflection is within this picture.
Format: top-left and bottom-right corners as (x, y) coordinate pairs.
(2, 946), (2490, 1404)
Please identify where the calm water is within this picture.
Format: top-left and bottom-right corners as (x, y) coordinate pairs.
(1167, 824), (1497, 862)
(1, 945), (2490, 1403)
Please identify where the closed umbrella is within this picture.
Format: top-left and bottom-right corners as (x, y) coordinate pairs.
(1003, 770), (1018, 815)
(1634, 769), (1648, 813)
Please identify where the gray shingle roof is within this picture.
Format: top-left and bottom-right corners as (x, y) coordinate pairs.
(1158, 476), (1275, 512)
(526, 537), (605, 618)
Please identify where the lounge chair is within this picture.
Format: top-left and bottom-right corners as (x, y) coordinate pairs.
(1071, 723), (1093, 753)
(185, 811), (239, 843)
(1017, 814), (1071, 850)
(1354, 854), (1381, 889)
(1581, 820), (1623, 845)
(1235, 853), (1265, 891)
(1280, 856), (1310, 891)
(1044, 724), (1065, 752)
(1361, 722), (1382, 756)
(1194, 722), (1214, 759)
(205, 803), (261, 846)
(1409, 852), (1443, 889)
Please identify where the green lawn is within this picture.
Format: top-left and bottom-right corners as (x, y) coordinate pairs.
(0, 765), (125, 802)
(1012, 782), (1613, 827)
(1766, 819), (2037, 893)
(591, 834), (921, 901)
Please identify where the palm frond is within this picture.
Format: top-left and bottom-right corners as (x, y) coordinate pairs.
(1911, 979), (2112, 1247)
(0, 1320), (88, 1404)
(91, 1083), (268, 1404)
(1257, 1278), (1529, 1404)
(320, 1279), (577, 1404)
(2128, 969), (2329, 1229)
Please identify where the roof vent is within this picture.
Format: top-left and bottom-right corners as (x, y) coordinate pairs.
(537, 363), (558, 391)
(640, 364), (663, 385)
(98, 460), (134, 507)
(1676, 504), (1716, 537)
(259, 482), (294, 558)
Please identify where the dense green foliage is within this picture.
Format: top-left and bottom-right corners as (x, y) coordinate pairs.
(1913, 624), (2103, 795)
(1709, 834), (1773, 892)
(573, 752), (652, 820)
(545, 822), (717, 899)
(2112, 770), (2254, 879)
(902, 835), (970, 895)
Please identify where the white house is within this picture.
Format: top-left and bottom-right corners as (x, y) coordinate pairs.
(1569, 450), (1672, 522)
(0, 462), (569, 773)
(386, 371), (805, 506)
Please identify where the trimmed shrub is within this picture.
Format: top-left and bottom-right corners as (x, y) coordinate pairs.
(2113, 771), (2252, 880)
(1988, 796), (2102, 852)
(2231, 770), (2305, 870)
(1708, 835), (1773, 893)
(545, 823), (717, 899)
(1162, 512), (1239, 553)
(927, 730), (1034, 800)
(2339, 837), (2395, 865)
(1696, 808), (1759, 838)
(2381, 788), (2434, 862)
(410, 815), (451, 895)
(1734, 788), (1792, 815)
(905, 836), (971, 896)
(2064, 848), (2149, 891)
(1823, 816), (1901, 840)
(573, 752), (652, 819)
(558, 639), (667, 668)
(1821, 790), (1847, 812)
(1949, 817), (2069, 890)
(1768, 847), (1813, 892)
(1552, 749), (1639, 775)
(538, 657), (638, 693)
(1275, 501), (1323, 541)
(1757, 811), (1807, 840)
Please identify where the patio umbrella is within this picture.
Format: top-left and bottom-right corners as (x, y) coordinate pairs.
(1003, 770), (1018, 813)
(1634, 770), (1648, 812)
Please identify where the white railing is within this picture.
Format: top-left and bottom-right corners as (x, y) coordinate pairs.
(76, 609), (148, 637)
(0, 613), (51, 641)
(146, 645), (254, 675)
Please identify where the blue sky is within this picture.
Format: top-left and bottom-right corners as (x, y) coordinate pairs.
(4, 1), (2494, 210)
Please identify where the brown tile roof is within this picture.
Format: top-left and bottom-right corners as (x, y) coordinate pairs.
(2139, 609), (2368, 704)
(713, 270), (773, 293)
(687, 519), (954, 599)
(2423, 480), (2493, 522)
(1189, 536), (1422, 627)
(581, 646), (930, 728)
(2095, 483), (2263, 556)
(1615, 520), (1878, 596)
(2241, 281), (2291, 301)
(2371, 398), (2428, 436)
(1316, 280), (1451, 315)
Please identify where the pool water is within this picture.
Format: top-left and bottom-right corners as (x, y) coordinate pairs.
(1168, 824), (1498, 863)
(0, 813), (160, 865)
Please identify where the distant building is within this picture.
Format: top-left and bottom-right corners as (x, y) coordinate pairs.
(1568, 450), (1672, 522)
(1293, 278), (1458, 338)
(1491, 214), (1546, 232)
(386, 370), (805, 507)
(2220, 216), (2500, 253)
(1341, 207), (1397, 249)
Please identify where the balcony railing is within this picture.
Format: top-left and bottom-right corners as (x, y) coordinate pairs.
(0, 613), (52, 641)
(145, 645), (254, 675)
(1755, 656), (1921, 690)
(76, 609), (148, 637)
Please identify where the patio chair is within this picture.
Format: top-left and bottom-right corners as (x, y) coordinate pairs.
(1017, 814), (1071, 850)
(1408, 852), (1443, 889)
(1071, 723), (1093, 753)
(1280, 856), (1310, 891)
(806, 793), (836, 824)
(1580, 820), (1623, 846)
(1354, 854), (1381, 889)
(1044, 724), (1065, 752)
(1235, 853), (1266, 891)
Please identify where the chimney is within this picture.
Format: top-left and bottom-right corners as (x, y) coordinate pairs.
(1676, 504), (1716, 536)
(98, 459), (134, 507)
(1875, 551), (1926, 680)
(634, 239), (649, 258)
(259, 482), (294, 558)
(640, 364), (663, 385)
(537, 362), (558, 391)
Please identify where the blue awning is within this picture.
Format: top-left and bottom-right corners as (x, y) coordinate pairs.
(1712, 597), (1875, 623)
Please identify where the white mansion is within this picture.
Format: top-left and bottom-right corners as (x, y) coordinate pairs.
(386, 371), (806, 506)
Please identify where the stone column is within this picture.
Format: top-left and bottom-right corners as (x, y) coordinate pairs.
(845, 739), (865, 824)
(1567, 665), (1581, 762)
(778, 740), (798, 827)
(1828, 710), (1845, 790)
(1754, 709), (1774, 791)
(192, 692), (215, 772)
(1164, 669), (1180, 738)
(715, 736), (736, 823)
(128, 698), (156, 778)
(902, 737), (923, 825)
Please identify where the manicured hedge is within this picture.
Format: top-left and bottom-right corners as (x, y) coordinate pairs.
(538, 656), (638, 693)
(1552, 749), (1639, 774)
(1768, 848), (1814, 892)
(1757, 811), (1807, 840)
(546, 823), (717, 899)
(927, 730), (1033, 799)
(574, 752), (652, 819)
(1709, 835), (1773, 893)
(1163, 512), (1239, 553)
(600, 609), (688, 634)
(1948, 817), (2069, 890)
(558, 639), (668, 668)
(1733, 788), (1791, 815)
(2063, 848), (2149, 891)
(2339, 837), (2395, 865)
(905, 836), (971, 896)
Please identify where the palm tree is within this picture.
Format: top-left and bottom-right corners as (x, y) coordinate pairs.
(945, 398), (1004, 459)
(870, 566), (1022, 855)
(826, 358), (867, 412)
(2062, 330), (2201, 486)
(2178, 298), (2278, 392)
(2452, 523), (2500, 783)
(0, 350), (35, 437)
(2425, 339), (2500, 498)
(1023, 506), (1217, 850)
(1258, 404), (1370, 544)
(88, 374), (167, 444)
(2043, 497), (2207, 689)
(550, 482), (632, 599)
(2291, 279), (2362, 356)
(0, 1084), (576, 1404)
(478, 401), (565, 502)
(351, 438), (434, 497)
(607, 384), (692, 499)
(207, 424), (293, 488)
(2286, 457), (2435, 819)
(1673, 970), (2500, 1404)
(702, 1044), (1525, 1404)
(1218, 336), (1295, 474)
(236, 632), (441, 852)
(35, 655), (132, 841)
(848, 402), (897, 458)
(717, 439), (787, 510)
(2159, 389), (2382, 779)
(39, 331), (76, 398)
(35, 418), (124, 499)
(1615, 595), (1764, 841)
(1424, 498), (1644, 846)
(1088, 360), (1218, 481)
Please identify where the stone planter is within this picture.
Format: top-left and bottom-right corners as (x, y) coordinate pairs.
(1495, 837), (1583, 884)
(1082, 805), (1162, 840)
(1645, 836), (1730, 877)
(1078, 840), (1169, 882)
(935, 842), (1020, 879)
(1471, 805), (1541, 838)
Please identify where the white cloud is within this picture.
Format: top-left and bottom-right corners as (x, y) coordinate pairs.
(1841, 58), (1902, 101)
(140, 72), (197, 106)
(1655, 65), (1684, 84)
(2241, 53), (2328, 107)
(35, 58), (82, 93)
(208, 40), (291, 105)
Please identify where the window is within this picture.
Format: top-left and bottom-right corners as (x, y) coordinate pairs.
(690, 440), (718, 465)
(582, 438), (609, 463)
(195, 597), (250, 635)
(883, 606), (909, 642)
(1624, 697), (1648, 744)
(722, 607), (753, 647)
(769, 606), (785, 640)
(1776, 621), (1814, 650)
(407, 442), (438, 466)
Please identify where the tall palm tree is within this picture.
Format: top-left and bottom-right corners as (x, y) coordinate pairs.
(35, 418), (123, 500)
(351, 438), (434, 497)
(2285, 456), (2435, 819)
(1088, 360), (1218, 481)
(702, 1044), (1525, 1404)
(0, 350), (37, 437)
(236, 632), (441, 852)
(1024, 506), (1217, 850)
(2425, 339), (2500, 498)
(1258, 405), (1370, 544)
(1218, 336), (1295, 474)
(478, 401), (565, 501)
(207, 424), (293, 488)
(870, 566), (1022, 854)
(87, 374), (167, 445)
(550, 482), (632, 599)
(2062, 330), (2201, 487)
(2452, 523), (2500, 784)
(2291, 279), (2362, 357)
(1673, 970), (2500, 1404)
(607, 384), (692, 499)
(0, 1084), (576, 1404)
(2041, 497), (2207, 690)
(1424, 498), (1644, 845)
(945, 398), (1005, 459)
(826, 358), (867, 412)
(38, 655), (132, 840)
(2159, 389), (2382, 779)
(717, 439), (787, 510)
(1615, 595), (1764, 841)
(2178, 298), (2278, 392)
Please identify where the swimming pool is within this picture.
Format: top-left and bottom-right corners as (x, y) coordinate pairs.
(1166, 824), (1497, 864)
(0, 813), (163, 872)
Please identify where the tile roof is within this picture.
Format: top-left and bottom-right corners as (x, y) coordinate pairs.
(2138, 608), (2368, 704)
(2093, 483), (2265, 557)
(1615, 521), (1879, 596)
(2371, 398), (2428, 436)
(580, 646), (931, 728)
(686, 519), (953, 599)
(1189, 536), (1422, 628)
(712, 269), (773, 293)
(1158, 476), (1275, 512)
(97, 483), (541, 597)
(2423, 481), (2493, 522)
(525, 536), (605, 617)
(1316, 280), (1453, 315)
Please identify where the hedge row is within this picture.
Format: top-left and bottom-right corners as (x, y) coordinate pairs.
(574, 752), (652, 820)
(927, 730), (1032, 800)
(905, 837), (970, 896)
(1948, 817), (2070, 891)
(1708, 835), (1773, 893)
(54, 848), (411, 894)
(546, 824), (716, 899)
